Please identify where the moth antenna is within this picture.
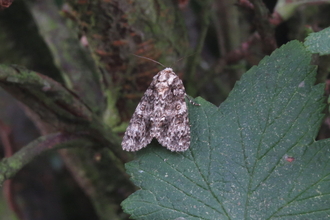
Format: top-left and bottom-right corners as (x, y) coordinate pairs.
(133, 54), (166, 68)
(167, 52), (196, 68)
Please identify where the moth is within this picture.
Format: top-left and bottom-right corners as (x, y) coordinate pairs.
(122, 67), (199, 152)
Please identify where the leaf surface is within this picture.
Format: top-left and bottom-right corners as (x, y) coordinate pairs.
(305, 26), (330, 55)
(122, 41), (330, 219)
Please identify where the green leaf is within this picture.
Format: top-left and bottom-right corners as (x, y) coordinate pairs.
(121, 41), (330, 219)
(305, 26), (330, 55)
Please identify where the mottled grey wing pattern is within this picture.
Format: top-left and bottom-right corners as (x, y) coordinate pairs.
(154, 75), (190, 152)
(121, 81), (157, 151)
(121, 68), (190, 152)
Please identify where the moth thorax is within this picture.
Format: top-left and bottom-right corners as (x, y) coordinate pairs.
(156, 82), (169, 96)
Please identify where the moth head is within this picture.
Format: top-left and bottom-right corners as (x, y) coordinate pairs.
(157, 68), (176, 85)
